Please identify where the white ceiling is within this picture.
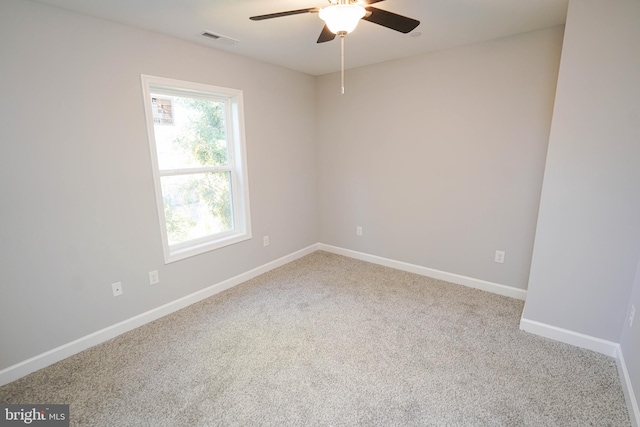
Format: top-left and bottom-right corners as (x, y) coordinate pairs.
(33, 0), (568, 76)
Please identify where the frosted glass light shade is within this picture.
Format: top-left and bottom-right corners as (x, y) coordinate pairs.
(319, 4), (366, 34)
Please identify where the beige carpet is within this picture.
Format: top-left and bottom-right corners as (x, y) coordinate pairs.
(0, 251), (631, 426)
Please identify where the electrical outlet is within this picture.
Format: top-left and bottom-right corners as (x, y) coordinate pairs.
(263, 235), (270, 247)
(494, 250), (505, 264)
(149, 270), (159, 286)
(630, 305), (636, 328)
(356, 226), (363, 236)
(111, 282), (123, 297)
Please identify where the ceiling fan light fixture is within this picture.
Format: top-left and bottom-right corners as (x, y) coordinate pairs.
(319, 4), (366, 35)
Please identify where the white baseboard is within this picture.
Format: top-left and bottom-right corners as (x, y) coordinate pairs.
(616, 346), (640, 427)
(3, 242), (520, 386)
(519, 319), (640, 424)
(2, 243), (637, 424)
(318, 244), (527, 300)
(0, 243), (319, 387)
(519, 317), (619, 357)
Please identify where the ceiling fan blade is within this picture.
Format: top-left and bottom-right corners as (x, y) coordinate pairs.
(250, 7), (320, 21)
(362, 0), (386, 4)
(362, 6), (420, 33)
(317, 24), (337, 43)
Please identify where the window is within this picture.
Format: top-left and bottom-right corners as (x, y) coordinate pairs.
(141, 75), (251, 263)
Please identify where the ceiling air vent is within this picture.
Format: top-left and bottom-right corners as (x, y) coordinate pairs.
(201, 31), (239, 46)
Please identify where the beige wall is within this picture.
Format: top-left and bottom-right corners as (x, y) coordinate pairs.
(523, 0), (640, 410)
(523, 0), (640, 342)
(0, 0), (318, 370)
(317, 27), (564, 290)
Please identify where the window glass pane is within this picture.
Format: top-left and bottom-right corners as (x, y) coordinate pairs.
(161, 172), (233, 245)
(151, 94), (229, 170)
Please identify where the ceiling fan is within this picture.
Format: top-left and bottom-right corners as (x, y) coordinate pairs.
(250, 0), (420, 94)
(249, 0), (420, 44)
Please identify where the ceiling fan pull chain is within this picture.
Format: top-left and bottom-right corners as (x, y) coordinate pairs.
(341, 33), (345, 95)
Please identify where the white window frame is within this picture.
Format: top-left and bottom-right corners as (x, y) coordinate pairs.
(141, 75), (251, 263)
